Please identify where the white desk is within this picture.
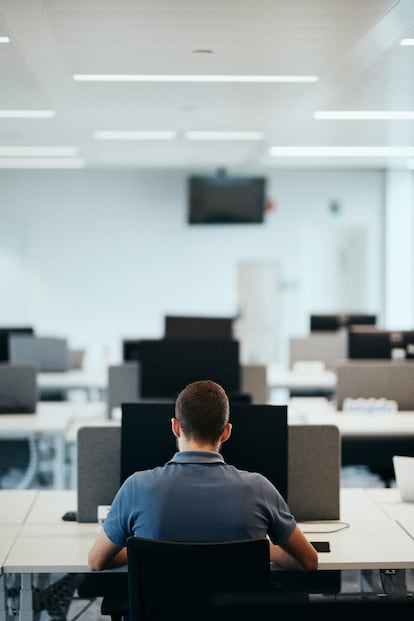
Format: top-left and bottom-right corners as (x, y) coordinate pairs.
(366, 488), (414, 537)
(0, 491), (37, 525)
(0, 402), (107, 489)
(37, 369), (107, 401)
(3, 488), (414, 620)
(288, 398), (414, 435)
(267, 365), (336, 395)
(0, 490), (39, 620)
(298, 488), (414, 571)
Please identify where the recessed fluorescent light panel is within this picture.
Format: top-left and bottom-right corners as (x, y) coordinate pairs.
(0, 158), (86, 169)
(185, 131), (264, 140)
(94, 130), (264, 141)
(74, 74), (318, 83)
(314, 111), (414, 120)
(268, 146), (414, 157)
(400, 39), (414, 46)
(0, 146), (79, 156)
(0, 110), (56, 118)
(0, 36), (10, 43)
(94, 130), (176, 140)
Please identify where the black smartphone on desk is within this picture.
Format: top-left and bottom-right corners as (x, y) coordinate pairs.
(311, 541), (330, 552)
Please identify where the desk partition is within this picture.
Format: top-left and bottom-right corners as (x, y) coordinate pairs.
(336, 360), (414, 410)
(76, 415), (339, 523)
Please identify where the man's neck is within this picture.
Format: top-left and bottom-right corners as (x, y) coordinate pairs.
(177, 438), (220, 453)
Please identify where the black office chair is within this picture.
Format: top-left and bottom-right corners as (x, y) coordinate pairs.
(124, 537), (271, 621)
(207, 592), (414, 621)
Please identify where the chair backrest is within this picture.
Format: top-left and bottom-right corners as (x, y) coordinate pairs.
(126, 537), (270, 621)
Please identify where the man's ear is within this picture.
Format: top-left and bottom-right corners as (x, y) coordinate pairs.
(171, 417), (181, 439)
(219, 422), (232, 444)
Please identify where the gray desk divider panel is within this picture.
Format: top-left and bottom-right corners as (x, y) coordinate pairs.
(107, 362), (140, 415)
(288, 425), (340, 521)
(77, 426), (121, 522)
(240, 364), (268, 404)
(78, 423), (340, 523)
(336, 360), (414, 410)
(9, 335), (70, 372)
(289, 331), (347, 371)
(0, 364), (38, 413)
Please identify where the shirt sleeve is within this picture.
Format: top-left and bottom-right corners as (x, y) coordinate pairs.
(103, 475), (136, 548)
(259, 475), (297, 545)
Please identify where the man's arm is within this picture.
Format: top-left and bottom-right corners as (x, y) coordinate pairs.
(88, 528), (127, 571)
(269, 526), (318, 571)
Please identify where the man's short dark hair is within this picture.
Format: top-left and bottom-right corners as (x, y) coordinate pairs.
(175, 380), (230, 444)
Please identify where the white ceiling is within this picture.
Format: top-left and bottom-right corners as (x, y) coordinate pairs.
(0, 0), (414, 171)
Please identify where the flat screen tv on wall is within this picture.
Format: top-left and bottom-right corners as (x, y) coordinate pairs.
(188, 175), (266, 224)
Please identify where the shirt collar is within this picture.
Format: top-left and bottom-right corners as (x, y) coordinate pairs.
(167, 451), (225, 465)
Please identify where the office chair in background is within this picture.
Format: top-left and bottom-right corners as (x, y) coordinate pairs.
(122, 537), (271, 621)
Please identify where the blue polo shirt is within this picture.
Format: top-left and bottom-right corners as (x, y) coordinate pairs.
(103, 451), (296, 547)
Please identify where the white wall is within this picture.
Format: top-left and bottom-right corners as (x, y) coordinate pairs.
(0, 168), (384, 368)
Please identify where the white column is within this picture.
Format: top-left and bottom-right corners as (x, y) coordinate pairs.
(384, 171), (414, 328)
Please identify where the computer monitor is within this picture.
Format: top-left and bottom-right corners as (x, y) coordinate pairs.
(348, 327), (392, 359)
(348, 326), (414, 359)
(164, 316), (234, 340)
(121, 402), (288, 500)
(310, 313), (376, 332)
(0, 327), (34, 361)
(123, 338), (241, 399)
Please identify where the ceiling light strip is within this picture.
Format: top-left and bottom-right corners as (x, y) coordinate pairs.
(400, 39), (414, 46)
(94, 130), (176, 140)
(268, 147), (414, 157)
(185, 130), (264, 140)
(73, 74), (318, 83)
(0, 158), (86, 169)
(0, 110), (56, 118)
(314, 111), (414, 120)
(94, 130), (264, 141)
(0, 146), (79, 156)
(0, 36), (10, 43)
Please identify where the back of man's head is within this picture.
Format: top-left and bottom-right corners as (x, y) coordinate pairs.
(175, 380), (230, 444)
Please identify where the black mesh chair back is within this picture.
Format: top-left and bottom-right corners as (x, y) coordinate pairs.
(126, 537), (271, 621)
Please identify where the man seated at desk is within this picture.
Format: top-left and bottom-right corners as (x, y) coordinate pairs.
(88, 379), (317, 572)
